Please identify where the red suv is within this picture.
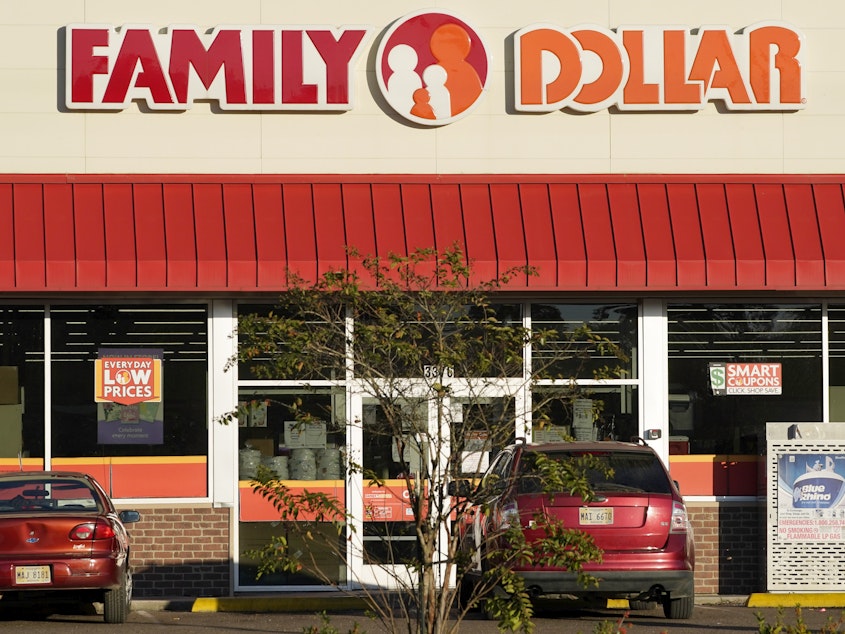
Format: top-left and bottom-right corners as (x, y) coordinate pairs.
(462, 438), (695, 619)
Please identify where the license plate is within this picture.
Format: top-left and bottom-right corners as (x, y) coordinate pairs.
(14, 565), (51, 585)
(580, 507), (613, 525)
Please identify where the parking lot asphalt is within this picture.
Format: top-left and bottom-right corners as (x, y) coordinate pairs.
(3, 593), (843, 634)
(127, 592), (845, 614)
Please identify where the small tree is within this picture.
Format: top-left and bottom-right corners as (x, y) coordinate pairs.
(232, 247), (626, 634)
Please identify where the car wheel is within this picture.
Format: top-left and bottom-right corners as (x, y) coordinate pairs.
(458, 578), (477, 611)
(480, 598), (498, 621)
(103, 566), (132, 624)
(662, 593), (694, 619)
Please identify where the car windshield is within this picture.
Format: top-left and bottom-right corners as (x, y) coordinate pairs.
(0, 478), (102, 513)
(519, 450), (673, 495)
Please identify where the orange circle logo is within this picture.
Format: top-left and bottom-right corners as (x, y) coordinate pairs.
(376, 10), (490, 126)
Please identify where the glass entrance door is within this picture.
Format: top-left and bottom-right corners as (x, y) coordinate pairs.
(346, 387), (521, 589)
(347, 394), (430, 589)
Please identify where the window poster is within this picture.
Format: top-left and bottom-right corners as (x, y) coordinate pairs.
(96, 348), (164, 444)
(776, 452), (845, 541)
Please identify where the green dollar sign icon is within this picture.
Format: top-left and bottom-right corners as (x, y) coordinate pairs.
(710, 366), (725, 388)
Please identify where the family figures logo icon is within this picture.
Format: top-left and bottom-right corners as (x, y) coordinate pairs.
(376, 10), (489, 126)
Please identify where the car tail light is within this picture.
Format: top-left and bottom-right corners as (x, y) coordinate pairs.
(69, 520), (116, 541)
(670, 501), (690, 534)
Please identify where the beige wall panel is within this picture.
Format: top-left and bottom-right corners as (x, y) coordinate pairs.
(0, 26), (60, 69)
(609, 0), (781, 26)
(83, 110), (262, 162)
(260, 157), (437, 175)
(0, 114), (84, 159)
(84, 157), (264, 173)
(0, 70), (58, 114)
(2, 2), (84, 25)
(797, 29), (844, 73)
(611, 158), (788, 173)
(610, 115), (786, 172)
(784, 1), (845, 27)
(437, 157), (615, 174)
(82, 0), (261, 24)
(0, 157), (86, 172)
(453, 2), (610, 27)
(784, 158), (845, 172)
(436, 113), (611, 162)
(258, 3), (416, 25)
(260, 114), (436, 170)
(784, 116), (845, 159)
(0, 1), (840, 174)
(803, 72), (845, 116)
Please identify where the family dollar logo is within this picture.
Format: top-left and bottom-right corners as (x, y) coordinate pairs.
(375, 10), (490, 126)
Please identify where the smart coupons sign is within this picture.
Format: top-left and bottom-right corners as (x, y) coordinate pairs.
(95, 353), (162, 405)
(65, 12), (805, 123)
(709, 362), (783, 395)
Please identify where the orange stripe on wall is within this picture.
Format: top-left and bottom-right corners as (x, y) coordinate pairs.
(239, 481), (345, 522)
(51, 456), (207, 498)
(669, 454), (763, 496)
(0, 458), (44, 472)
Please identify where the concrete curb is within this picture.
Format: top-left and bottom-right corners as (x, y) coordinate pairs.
(130, 593), (845, 614)
(183, 594), (744, 613)
(191, 595), (370, 613)
(747, 593), (845, 609)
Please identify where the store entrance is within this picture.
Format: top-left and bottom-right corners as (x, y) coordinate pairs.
(347, 393), (430, 589)
(235, 383), (518, 591)
(347, 388), (518, 590)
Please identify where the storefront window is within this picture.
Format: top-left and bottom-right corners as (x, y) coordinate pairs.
(454, 397), (515, 477)
(828, 306), (845, 422)
(50, 305), (209, 498)
(354, 302), (523, 379)
(237, 387), (346, 588)
(237, 303), (344, 381)
(237, 388), (346, 481)
(0, 307), (44, 462)
(532, 386), (639, 443)
(239, 521), (346, 587)
(531, 303), (637, 379)
(667, 304), (822, 455)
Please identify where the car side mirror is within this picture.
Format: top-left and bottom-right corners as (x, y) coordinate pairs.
(448, 479), (474, 498)
(119, 510), (141, 524)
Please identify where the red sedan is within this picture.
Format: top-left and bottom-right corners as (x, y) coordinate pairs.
(0, 471), (140, 623)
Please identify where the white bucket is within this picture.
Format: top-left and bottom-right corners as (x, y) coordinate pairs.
(290, 448), (317, 480)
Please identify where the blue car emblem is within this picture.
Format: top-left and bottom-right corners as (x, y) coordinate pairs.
(25, 537), (39, 543)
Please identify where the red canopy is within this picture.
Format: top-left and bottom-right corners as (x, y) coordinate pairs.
(0, 174), (839, 292)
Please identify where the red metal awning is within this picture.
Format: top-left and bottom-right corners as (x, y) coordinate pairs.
(0, 174), (841, 293)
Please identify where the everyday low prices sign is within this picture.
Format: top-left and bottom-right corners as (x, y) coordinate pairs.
(95, 349), (164, 445)
(95, 355), (162, 405)
(709, 362), (782, 395)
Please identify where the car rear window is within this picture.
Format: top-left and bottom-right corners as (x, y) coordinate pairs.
(518, 450), (673, 495)
(0, 479), (101, 513)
